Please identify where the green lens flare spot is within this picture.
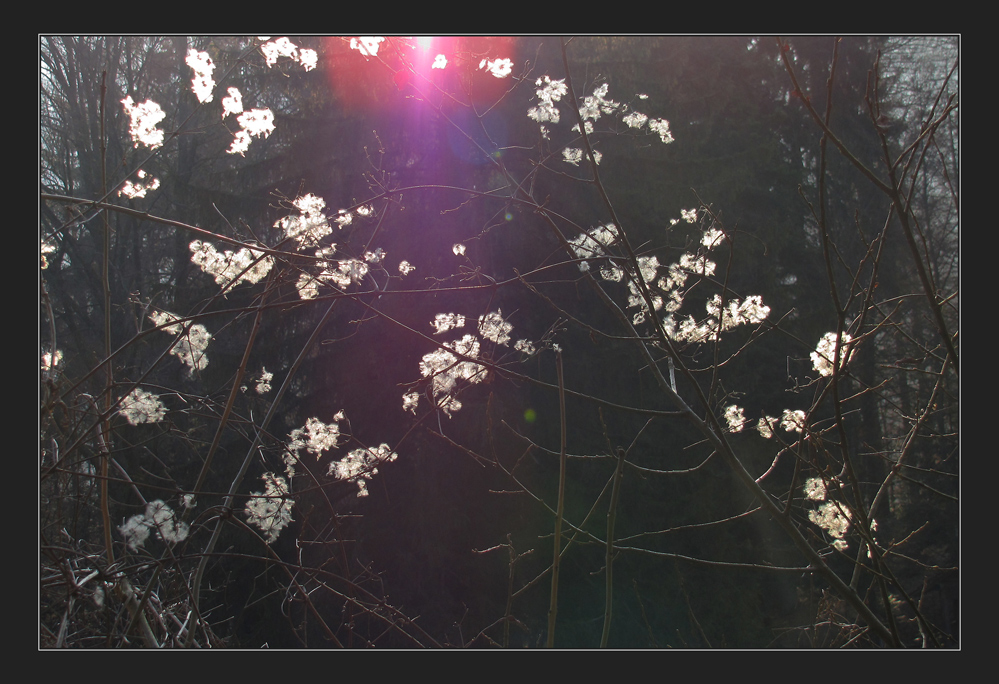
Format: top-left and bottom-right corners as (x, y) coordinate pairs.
(523, 408), (537, 423)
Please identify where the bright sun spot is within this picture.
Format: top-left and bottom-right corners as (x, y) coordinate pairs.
(416, 36), (434, 51)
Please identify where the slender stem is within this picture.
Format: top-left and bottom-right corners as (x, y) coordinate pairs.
(600, 447), (627, 648)
(546, 349), (567, 648)
(97, 69), (115, 568)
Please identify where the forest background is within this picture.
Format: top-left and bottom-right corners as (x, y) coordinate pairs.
(39, 35), (959, 648)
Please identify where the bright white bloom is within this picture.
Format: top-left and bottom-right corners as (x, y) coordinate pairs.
(363, 248), (385, 264)
(479, 309), (513, 346)
(659, 264), (689, 292)
(419, 335), (488, 413)
(568, 224), (618, 270)
(705, 294), (770, 330)
(647, 117), (674, 144)
(432, 54), (448, 69)
(529, 103), (561, 125)
(398, 260), (415, 275)
(662, 288), (684, 313)
(181, 493), (196, 509)
(185, 49), (215, 103)
(515, 339), (536, 355)
(563, 148), (583, 165)
(275, 194), (331, 247)
(296, 272), (319, 300)
(453, 243), (466, 256)
(119, 387), (167, 425)
(622, 111), (648, 129)
(636, 255), (660, 284)
(350, 37), (384, 57)
(780, 409), (806, 434)
(723, 404), (746, 433)
(678, 253), (716, 277)
(600, 263), (624, 282)
(660, 314), (715, 344)
(299, 48), (318, 71)
(420, 347), (460, 396)
(701, 228), (725, 249)
(261, 37), (299, 66)
(811, 332), (854, 377)
(119, 514), (151, 551)
(40, 238), (58, 270)
(288, 415), (344, 459)
(119, 169), (160, 199)
(565, 145), (599, 164)
(625, 269), (664, 321)
(41, 349), (63, 377)
(579, 83), (619, 122)
(119, 500), (189, 550)
(227, 108), (275, 156)
(236, 108), (275, 138)
(480, 57), (513, 78)
(145, 500), (190, 544)
(121, 96), (165, 149)
(438, 395), (463, 416)
(536, 76), (568, 101)
(327, 258), (369, 289)
(334, 210), (353, 228)
(403, 392), (420, 414)
(228, 130), (252, 156)
(190, 240), (273, 287)
(657, 288), (765, 345)
(432, 312), (466, 335)
(149, 311), (211, 376)
(680, 208), (698, 224)
(804, 477), (827, 501)
(528, 76), (568, 124)
(756, 416), (777, 439)
(448, 334), (483, 364)
(256, 368), (273, 395)
(809, 501), (851, 550)
(245, 473), (293, 543)
(118, 179), (158, 199)
(297, 250), (368, 297)
(221, 87), (243, 118)
(328, 444), (398, 497)
(414, 303), (509, 417)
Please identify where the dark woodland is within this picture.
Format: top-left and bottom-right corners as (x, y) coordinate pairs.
(39, 36), (959, 648)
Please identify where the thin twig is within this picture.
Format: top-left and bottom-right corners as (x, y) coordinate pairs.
(600, 447), (627, 648)
(546, 349), (568, 648)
